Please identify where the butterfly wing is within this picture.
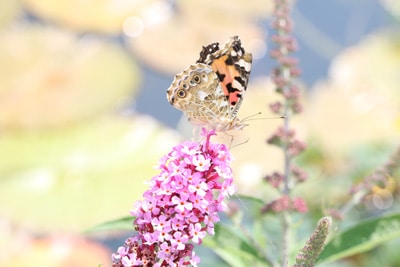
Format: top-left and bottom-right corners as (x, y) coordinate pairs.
(166, 64), (230, 127)
(197, 36), (252, 120)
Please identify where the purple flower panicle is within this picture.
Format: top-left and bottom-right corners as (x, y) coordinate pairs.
(261, 196), (308, 214)
(112, 129), (235, 266)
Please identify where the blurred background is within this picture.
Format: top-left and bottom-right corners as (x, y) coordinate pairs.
(0, 0), (399, 266)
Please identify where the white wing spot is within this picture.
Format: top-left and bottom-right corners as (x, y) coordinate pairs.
(197, 90), (208, 101)
(232, 80), (244, 91)
(238, 59), (251, 72)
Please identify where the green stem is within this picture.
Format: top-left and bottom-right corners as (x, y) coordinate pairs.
(281, 212), (291, 267)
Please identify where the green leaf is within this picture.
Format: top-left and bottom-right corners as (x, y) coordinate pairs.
(230, 194), (265, 219)
(234, 195), (265, 206)
(87, 216), (134, 232)
(318, 213), (400, 264)
(203, 223), (270, 267)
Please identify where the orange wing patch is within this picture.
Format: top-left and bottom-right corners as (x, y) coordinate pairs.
(210, 55), (244, 107)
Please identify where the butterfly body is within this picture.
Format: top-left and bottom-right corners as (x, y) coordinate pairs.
(167, 36), (252, 132)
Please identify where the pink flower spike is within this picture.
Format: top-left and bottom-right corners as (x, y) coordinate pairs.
(192, 154), (211, 172)
(112, 127), (235, 266)
(171, 231), (189, 250)
(188, 181), (209, 197)
(180, 143), (199, 156)
(172, 194), (193, 212)
(190, 252), (201, 266)
(157, 242), (172, 260)
(201, 127), (216, 138)
(201, 127), (216, 150)
(152, 215), (170, 232)
(190, 223), (207, 244)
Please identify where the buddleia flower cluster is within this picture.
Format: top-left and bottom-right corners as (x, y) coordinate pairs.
(112, 129), (235, 267)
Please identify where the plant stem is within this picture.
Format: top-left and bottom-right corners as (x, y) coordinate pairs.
(281, 212), (290, 267)
(283, 92), (291, 195)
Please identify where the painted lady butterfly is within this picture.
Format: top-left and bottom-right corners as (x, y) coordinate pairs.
(166, 36), (252, 132)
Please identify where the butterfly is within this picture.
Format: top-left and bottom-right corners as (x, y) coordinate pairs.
(166, 36), (252, 132)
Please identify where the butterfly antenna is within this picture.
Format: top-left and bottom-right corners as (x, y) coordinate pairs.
(230, 137), (249, 149)
(242, 112), (286, 122)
